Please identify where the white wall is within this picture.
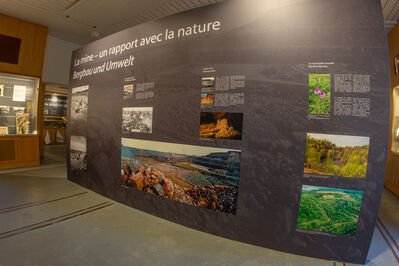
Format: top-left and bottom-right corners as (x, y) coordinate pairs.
(42, 36), (81, 86)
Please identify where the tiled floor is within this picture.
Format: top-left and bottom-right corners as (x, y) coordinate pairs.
(0, 145), (398, 265)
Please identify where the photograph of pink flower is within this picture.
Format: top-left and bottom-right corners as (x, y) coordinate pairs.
(308, 74), (331, 115)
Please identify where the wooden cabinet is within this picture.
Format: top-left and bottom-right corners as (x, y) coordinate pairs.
(0, 135), (39, 169)
(385, 153), (399, 196)
(0, 14), (48, 162)
(385, 87), (399, 196)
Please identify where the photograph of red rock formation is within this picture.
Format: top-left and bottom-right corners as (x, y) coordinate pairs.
(121, 138), (241, 214)
(200, 94), (214, 104)
(199, 112), (243, 140)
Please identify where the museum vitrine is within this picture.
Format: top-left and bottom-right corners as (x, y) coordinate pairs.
(0, 72), (39, 135)
(392, 87), (399, 153)
(0, 72), (40, 169)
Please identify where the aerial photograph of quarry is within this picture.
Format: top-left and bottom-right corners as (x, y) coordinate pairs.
(121, 138), (241, 214)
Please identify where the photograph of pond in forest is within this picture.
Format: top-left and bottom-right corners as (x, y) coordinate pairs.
(308, 74), (331, 115)
(121, 138), (241, 214)
(296, 185), (363, 236)
(304, 133), (369, 178)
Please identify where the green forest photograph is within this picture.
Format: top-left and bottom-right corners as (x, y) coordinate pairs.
(304, 133), (369, 178)
(296, 185), (363, 236)
(308, 74), (331, 115)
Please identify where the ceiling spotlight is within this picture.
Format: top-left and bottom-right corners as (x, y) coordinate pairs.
(91, 26), (100, 38)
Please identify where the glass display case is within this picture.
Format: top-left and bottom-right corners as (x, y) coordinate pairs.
(392, 87), (399, 153)
(0, 72), (39, 135)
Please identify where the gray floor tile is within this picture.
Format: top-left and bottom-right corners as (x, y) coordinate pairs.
(0, 144), (397, 265)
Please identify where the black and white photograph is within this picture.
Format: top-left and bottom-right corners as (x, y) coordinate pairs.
(0, 106), (10, 113)
(123, 84), (134, 99)
(70, 135), (87, 171)
(13, 107), (25, 113)
(71, 85), (89, 123)
(202, 77), (215, 88)
(122, 107), (153, 133)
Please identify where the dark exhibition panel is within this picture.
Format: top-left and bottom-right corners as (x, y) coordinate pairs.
(0, 34), (21, 64)
(67, 0), (390, 263)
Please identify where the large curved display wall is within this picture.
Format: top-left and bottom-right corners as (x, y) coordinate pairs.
(67, 0), (390, 263)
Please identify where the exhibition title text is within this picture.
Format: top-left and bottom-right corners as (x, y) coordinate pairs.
(72, 20), (221, 80)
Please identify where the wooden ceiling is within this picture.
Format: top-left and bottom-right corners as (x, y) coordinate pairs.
(0, 0), (396, 45)
(0, 0), (223, 44)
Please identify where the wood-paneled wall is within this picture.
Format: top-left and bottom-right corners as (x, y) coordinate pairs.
(386, 26), (399, 196)
(0, 135), (40, 169)
(0, 14), (48, 77)
(0, 14), (48, 167)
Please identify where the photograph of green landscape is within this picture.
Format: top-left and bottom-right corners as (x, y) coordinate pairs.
(308, 74), (331, 115)
(304, 133), (369, 178)
(296, 185), (364, 236)
(121, 138), (241, 214)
